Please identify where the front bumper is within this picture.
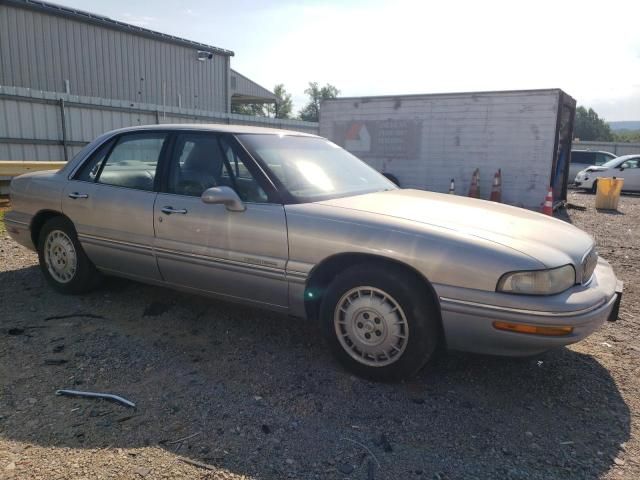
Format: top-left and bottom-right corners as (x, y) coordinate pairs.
(574, 174), (594, 189)
(439, 259), (621, 356)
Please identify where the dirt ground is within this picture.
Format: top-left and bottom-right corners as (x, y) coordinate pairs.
(0, 191), (638, 480)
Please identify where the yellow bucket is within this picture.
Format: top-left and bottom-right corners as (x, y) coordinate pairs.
(595, 177), (624, 210)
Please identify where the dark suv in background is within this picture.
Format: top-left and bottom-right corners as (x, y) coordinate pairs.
(569, 150), (616, 182)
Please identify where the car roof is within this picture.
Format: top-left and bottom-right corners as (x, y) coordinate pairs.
(571, 149), (616, 155)
(106, 123), (320, 137)
(612, 154), (640, 161)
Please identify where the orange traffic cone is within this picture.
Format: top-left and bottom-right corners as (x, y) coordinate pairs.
(468, 169), (480, 198)
(490, 169), (502, 202)
(542, 186), (553, 215)
(448, 178), (455, 194)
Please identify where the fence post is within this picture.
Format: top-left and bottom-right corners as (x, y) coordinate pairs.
(59, 98), (69, 162)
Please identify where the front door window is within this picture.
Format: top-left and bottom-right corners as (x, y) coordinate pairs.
(167, 133), (267, 203)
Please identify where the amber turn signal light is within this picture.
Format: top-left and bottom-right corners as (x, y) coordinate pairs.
(492, 321), (573, 336)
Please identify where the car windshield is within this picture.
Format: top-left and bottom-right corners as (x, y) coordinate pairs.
(237, 134), (397, 202)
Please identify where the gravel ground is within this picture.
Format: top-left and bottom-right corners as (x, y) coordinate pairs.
(0, 192), (638, 480)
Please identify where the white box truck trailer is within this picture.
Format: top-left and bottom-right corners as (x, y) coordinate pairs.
(319, 89), (575, 209)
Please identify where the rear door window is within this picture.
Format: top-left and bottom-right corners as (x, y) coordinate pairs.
(95, 133), (167, 191)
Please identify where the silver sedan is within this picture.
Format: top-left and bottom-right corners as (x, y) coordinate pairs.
(5, 124), (622, 381)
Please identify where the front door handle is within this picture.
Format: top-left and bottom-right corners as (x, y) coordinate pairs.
(161, 206), (188, 215)
(68, 192), (89, 199)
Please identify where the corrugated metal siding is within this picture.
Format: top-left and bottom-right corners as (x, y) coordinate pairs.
(230, 69), (276, 102)
(320, 91), (562, 209)
(0, 86), (318, 161)
(572, 141), (640, 156)
(0, 2), (228, 111)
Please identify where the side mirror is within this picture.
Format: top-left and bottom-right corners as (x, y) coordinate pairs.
(618, 166), (625, 171)
(201, 186), (246, 212)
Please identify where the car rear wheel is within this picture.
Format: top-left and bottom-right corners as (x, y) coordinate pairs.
(37, 216), (102, 294)
(320, 264), (440, 381)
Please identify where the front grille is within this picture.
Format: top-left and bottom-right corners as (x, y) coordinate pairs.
(581, 248), (598, 284)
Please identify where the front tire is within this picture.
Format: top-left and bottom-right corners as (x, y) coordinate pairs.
(320, 264), (440, 381)
(37, 216), (102, 294)
(590, 180), (598, 194)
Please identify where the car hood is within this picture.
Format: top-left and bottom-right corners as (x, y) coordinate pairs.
(318, 189), (594, 268)
(580, 166), (608, 173)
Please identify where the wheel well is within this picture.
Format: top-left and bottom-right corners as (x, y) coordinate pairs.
(30, 210), (66, 247)
(304, 253), (443, 329)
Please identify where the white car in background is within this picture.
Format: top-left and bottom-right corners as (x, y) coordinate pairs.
(569, 150), (616, 182)
(574, 155), (640, 193)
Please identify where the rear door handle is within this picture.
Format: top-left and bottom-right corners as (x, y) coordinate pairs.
(68, 192), (89, 199)
(161, 206), (188, 215)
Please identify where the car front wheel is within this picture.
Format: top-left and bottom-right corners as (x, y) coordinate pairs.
(320, 264), (440, 381)
(37, 216), (102, 294)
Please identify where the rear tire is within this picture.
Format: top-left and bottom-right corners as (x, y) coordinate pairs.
(320, 264), (440, 381)
(37, 216), (102, 294)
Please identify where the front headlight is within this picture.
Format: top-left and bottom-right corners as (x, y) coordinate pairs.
(497, 265), (576, 295)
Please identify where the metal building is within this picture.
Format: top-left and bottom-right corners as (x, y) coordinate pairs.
(0, 0), (317, 169)
(230, 69), (276, 106)
(0, 0), (275, 112)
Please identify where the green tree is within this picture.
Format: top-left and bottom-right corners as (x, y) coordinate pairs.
(298, 82), (340, 122)
(265, 84), (293, 119)
(574, 106), (614, 141)
(613, 130), (640, 143)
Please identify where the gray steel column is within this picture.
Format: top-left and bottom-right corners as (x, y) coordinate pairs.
(59, 98), (69, 162)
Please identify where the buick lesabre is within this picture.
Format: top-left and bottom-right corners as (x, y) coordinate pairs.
(5, 125), (622, 380)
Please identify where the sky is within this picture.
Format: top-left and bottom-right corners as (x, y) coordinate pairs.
(56, 0), (640, 121)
